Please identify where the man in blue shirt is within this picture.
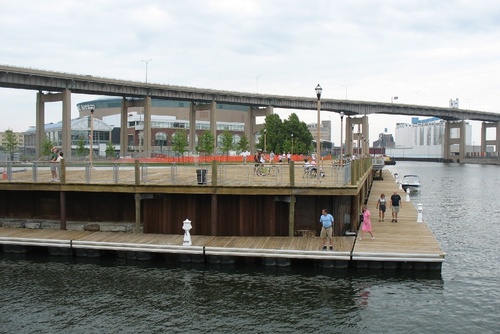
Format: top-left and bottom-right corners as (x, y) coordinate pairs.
(319, 209), (334, 250)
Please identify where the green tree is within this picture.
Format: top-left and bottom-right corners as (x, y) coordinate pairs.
(76, 137), (87, 158)
(219, 130), (234, 159)
(171, 129), (189, 160)
(105, 142), (116, 158)
(284, 113), (314, 154)
(258, 113), (313, 155)
(41, 137), (54, 159)
(2, 129), (19, 160)
(236, 133), (250, 153)
(197, 130), (215, 162)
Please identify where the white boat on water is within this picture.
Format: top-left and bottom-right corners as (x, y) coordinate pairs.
(401, 174), (421, 191)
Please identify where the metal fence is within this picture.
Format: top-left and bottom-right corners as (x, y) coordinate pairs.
(0, 160), (356, 187)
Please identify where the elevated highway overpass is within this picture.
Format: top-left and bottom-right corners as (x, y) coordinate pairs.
(1, 64), (499, 160)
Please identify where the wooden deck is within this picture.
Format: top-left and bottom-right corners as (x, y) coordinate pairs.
(352, 169), (445, 265)
(0, 227), (354, 261)
(0, 168), (445, 270)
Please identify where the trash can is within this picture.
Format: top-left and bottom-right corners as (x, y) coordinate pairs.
(196, 169), (207, 185)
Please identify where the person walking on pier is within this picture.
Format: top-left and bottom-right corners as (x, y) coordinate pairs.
(359, 205), (374, 240)
(390, 191), (402, 223)
(319, 208), (334, 250)
(376, 193), (387, 221)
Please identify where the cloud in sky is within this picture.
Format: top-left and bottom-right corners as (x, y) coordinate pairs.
(1, 0), (499, 143)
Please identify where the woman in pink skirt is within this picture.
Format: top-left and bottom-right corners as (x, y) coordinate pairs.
(359, 205), (375, 240)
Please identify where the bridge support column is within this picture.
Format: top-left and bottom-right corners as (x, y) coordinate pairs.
(143, 96), (152, 157)
(62, 89), (71, 159)
(189, 103), (196, 152)
(444, 121), (450, 160)
(445, 121), (467, 162)
(459, 121), (466, 163)
(345, 117), (353, 156)
(35, 91), (45, 159)
(36, 90), (72, 159)
(248, 106), (272, 153)
(210, 100), (217, 153)
(481, 121), (500, 156)
(120, 98), (128, 158)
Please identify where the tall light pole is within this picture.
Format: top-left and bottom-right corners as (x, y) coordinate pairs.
(340, 111), (344, 165)
(255, 75), (261, 93)
(89, 106), (94, 166)
(141, 59), (152, 83)
(315, 84), (322, 179)
(291, 133), (294, 155)
(341, 84), (351, 100)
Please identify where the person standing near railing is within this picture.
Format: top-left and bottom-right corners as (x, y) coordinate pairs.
(253, 150), (262, 175)
(50, 147), (59, 181)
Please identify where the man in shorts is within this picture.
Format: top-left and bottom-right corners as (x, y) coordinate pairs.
(319, 208), (334, 250)
(390, 191), (402, 223)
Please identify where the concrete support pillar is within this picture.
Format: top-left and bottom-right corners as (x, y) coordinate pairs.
(210, 100), (217, 152)
(362, 115), (369, 156)
(36, 91), (45, 159)
(444, 121), (450, 160)
(143, 96), (152, 157)
(481, 122), (487, 153)
(459, 121), (466, 162)
(345, 117), (353, 156)
(189, 103), (196, 152)
(61, 89), (72, 159)
(497, 122), (500, 155)
(120, 98), (128, 158)
(248, 107), (256, 153)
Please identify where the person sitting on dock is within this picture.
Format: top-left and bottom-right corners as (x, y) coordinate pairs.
(319, 208), (334, 250)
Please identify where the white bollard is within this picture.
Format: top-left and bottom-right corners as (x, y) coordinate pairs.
(183, 218), (192, 246)
(406, 188), (410, 202)
(417, 203), (423, 223)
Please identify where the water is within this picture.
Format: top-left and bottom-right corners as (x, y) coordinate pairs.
(1, 162), (499, 334)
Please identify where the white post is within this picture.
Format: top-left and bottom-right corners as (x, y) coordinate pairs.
(417, 203), (423, 223)
(182, 219), (192, 246)
(406, 188), (411, 202)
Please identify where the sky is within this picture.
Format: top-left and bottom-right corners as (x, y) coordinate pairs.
(1, 0), (500, 145)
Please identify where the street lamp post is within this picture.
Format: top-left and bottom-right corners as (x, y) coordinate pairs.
(341, 84), (351, 99)
(89, 107), (94, 166)
(255, 75), (261, 93)
(291, 133), (294, 155)
(141, 59), (152, 83)
(315, 84), (322, 180)
(340, 111), (344, 166)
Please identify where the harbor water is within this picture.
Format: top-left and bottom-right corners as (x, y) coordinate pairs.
(0, 162), (499, 333)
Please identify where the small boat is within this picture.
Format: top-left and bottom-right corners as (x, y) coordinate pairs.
(384, 156), (396, 165)
(401, 174), (421, 191)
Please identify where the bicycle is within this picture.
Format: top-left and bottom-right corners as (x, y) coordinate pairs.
(256, 164), (280, 177)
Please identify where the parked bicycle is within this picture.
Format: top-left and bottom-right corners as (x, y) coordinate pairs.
(255, 164), (280, 176)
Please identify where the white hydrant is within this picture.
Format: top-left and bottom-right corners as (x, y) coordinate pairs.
(406, 188), (411, 202)
(417, 203), (423, 223)
(182, 218), (192, 246)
